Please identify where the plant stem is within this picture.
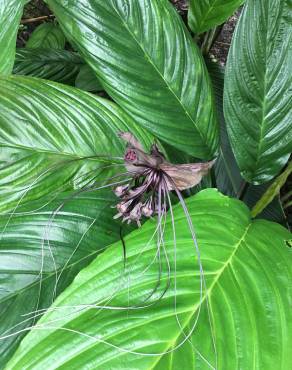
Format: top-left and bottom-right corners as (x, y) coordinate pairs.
(193, 34), (200, 43)
(215, 41), (231, 47)
(284, 200), (292, 210)
(21, 15), (54, 24)
(282, 189), (292, 203)
(238, 181), (248, 200)
(201, 25), (222, 55)
(251, 161), (292, 218)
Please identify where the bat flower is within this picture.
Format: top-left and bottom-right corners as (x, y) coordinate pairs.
(114, 132), (215, 226)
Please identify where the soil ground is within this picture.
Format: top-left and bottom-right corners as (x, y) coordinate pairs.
(17, 0), (52, 47)
(19, 0), (238, 66)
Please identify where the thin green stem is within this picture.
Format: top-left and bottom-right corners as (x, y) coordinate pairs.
(284, 200), (292, 210)
(282, 189), (292, 203)
(201, 25), (222, 55)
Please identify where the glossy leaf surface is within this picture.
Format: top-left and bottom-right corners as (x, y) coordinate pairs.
(26, 22), (66, 49)
(7, 190), (292, 369)
(0, 76), (153, 212)
(47, 0), (219, 159)
(207, 59), (286, 225)
(0, 0), (26, 75)
(188, 0), (244, 34)
(0, 191), (122, 366)
(75, 64), (103, 92)
(14, 48), (83, 84)
(206, 59), (244, 197)
(251, 161), (292, 218)
(244, 183), (287, 227)
(224, 0), (292, 184)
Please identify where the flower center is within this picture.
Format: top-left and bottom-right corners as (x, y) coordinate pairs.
(125, 149), (137, 162)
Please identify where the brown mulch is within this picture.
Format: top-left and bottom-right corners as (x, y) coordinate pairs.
(19, 0), (239, 66)
(171, 0), (188, 14)
(209, 10), (241, 66)
(170, 0), (240, 66)
(17, 0), (52, 47)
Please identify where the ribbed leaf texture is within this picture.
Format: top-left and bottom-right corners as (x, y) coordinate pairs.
(26, 23), (66, 49)
(47, 0), (219, 159)
(0, 0), (26, 75)
(188, 0), (244, 34)
(208, 59), (286, 225)
(0, 76), (153, 212)
(14, 48), (83, 84)
(224, 0), (292, 184)
(6, 190), (292, 369)
(75, 64), (103, 92)
(0, 191), (123, 366)
(206, 59), (244, 197)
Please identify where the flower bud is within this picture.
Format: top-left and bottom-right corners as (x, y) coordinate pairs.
(117, 200), (132, 214)
(129, 202), (143, 221)
(141, 204), (154, 218)
(114, 184), (129, 197)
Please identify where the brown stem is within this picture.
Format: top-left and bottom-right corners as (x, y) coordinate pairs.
(215, 41), (231, 47)
(21, 15), (54, 24)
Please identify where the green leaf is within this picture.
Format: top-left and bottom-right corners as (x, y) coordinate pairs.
(0, 191), (124, 367)
(47, 0), (219, 159)
(243, 183), (288, 227)
(75, 64), (103, 92)
(13, 48), (83, 84)
(26, 22), (66, 49)
(6, 189), (292, 369)
(188, 0), (244, 34)
(0, 0), (26, 75)
(0, 76), (153, 212)
(206, 59), (244, 197)
(206, 59), (287, 226)
(251, 161), (292, 218)
(224, 0), (292, 184)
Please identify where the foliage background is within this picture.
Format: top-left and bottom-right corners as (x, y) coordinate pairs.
(0, 0), (291, 369)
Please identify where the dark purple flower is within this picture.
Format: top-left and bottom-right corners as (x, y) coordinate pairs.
(114, 132), (215, 226)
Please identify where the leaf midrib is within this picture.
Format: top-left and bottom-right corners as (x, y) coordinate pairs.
(251, 3), (270, 178)
(196, 0), (221, 31)
(110, 2), (208, 151)
(32, 220), (252, 368)
(54, 223), (251, 370)
(16, 57), (83, 66)
(0, 142), (97, 159)
(150, 222), (252, 368)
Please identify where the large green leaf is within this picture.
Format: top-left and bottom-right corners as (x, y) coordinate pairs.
(75, 64), (103, 92)
(207, 59), (287, 225)
(224, 0), (292, 184)
(188, 0), (244, 34)
(0, 0), (26, 75)
(0, 76), (153, 212)
(13, 48), (83, 84)
(0, 191), (124, 367)
(47, 0), (219, 159)
(26, 22), (66, 49)
(206, 59), (244, 197)
(6, 189), (292, 369)
(244, 183), (288, 227)
(251, 161), (292, 219)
